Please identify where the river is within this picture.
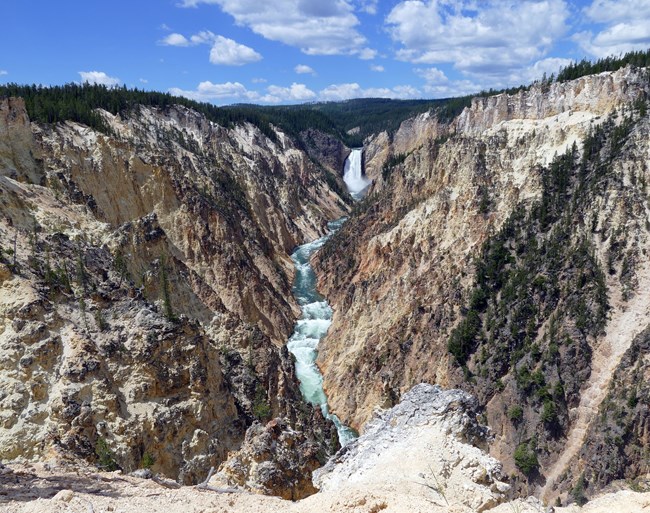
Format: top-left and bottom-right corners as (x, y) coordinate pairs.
(285, 148), (368, 447)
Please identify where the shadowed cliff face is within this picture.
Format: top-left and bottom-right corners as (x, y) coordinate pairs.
(314, 66), (650, 499)
(0, 98), (347, 485)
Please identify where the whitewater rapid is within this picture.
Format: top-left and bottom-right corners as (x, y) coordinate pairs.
(287, 218), (357, 446)
(285, 149), (369, 447)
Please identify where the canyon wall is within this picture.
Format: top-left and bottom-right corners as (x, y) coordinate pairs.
(314, 66), (650, 502)
(0, 98), (348, 484)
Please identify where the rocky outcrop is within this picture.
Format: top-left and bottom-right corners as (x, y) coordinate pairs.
(0, 98), (43, 184)
(313, 66), (650, 498)
(211, 416), (336, 500)
(299, 128), (351, 176)
(0, 98), (348, 486)
(314, 383), (510, 511)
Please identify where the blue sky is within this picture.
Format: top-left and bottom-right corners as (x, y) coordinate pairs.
(2, 1), (650, 105)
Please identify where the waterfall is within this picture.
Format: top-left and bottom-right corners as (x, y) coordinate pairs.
(343, 148), (370, 200)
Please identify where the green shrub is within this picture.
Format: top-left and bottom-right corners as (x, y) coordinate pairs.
(95, 438), (119, 471)
(541, 399), (558, 424)
(447, 310), (482, 365)
(514, 442), (539, 475)
(141, 452), (155, 469)
(252, 384), (271, 421)
(507, 405), (523, 422)
(571, 474), (588, 505)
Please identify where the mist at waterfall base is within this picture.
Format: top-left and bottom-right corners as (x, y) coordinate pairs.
(286, 150), (370, 447)
(343, 148), (371, 200)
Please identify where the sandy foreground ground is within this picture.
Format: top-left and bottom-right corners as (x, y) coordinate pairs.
(3, 463), (650, 513)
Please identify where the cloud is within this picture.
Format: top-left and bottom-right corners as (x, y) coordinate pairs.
(514, 57), (572, 83)
(160, 30), (262, 66)
(356, 0), (378, 14)
(170, 79), (423, 105)
(386, 0), (569, 84)
(0, 70), (7, 76)
(210, 35), (262, 65)
(251, 77), (268, 83)
(295, 64), (316, 75)
(78, 71), (121, 87)
(266, 83), (317, 102)
(169, 81), (316, 104)
(139, 78), (149, 84)
(170, 81), (256, 102)
(160, 33), (190, 46)
(320, 82), (421, 101)
(414, 66), (482, 98)
(179, 0), (375, 58)
(576, 0), (650, 57)
(358, 48), (378, 60)
(415, 66), (448, 84)
(584, 0), (650, 23)
(370, 64), (384, 72)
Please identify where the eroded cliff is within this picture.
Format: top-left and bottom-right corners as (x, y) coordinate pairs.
(0, 97), (348, 486)
(314, 66), (650, 502)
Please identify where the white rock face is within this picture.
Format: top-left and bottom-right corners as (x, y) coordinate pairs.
(313, 384), (509, 512)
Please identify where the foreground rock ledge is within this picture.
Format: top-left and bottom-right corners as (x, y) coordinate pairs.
(314, 383), (510, 512)
(3, 383), (650, 512)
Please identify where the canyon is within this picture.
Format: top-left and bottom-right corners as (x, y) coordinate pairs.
(1, 63), (650, 510)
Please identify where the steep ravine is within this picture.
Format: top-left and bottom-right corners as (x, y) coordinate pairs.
(286, 148), (369, 447)
(314, 66), (650, 501)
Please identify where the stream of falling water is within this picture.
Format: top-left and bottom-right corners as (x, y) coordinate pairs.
(286, 148), (369, 447)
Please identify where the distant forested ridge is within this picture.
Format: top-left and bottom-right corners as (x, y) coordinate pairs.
(0, 83), (464, 146)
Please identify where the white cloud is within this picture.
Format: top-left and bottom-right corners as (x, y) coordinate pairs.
(252, 77), (268, 83)
(295, 64), (316, 75)
(159, 30), (262, 66)
(160, 33), (190, 46)
(265, 83), (317, 102)
(422, 79), (482, 98)
(139, 78), (149, 84)
(358, 48), (377, 60)
(514, 57), (572, 83)
(170, 81), (256, 102)
(209, 35), (262, 65)
(170, 79), (422, 105)
(415, 67), (482, 98)
(356, 0), (378, 14)
(386, 0), (569, 84)
(320, 82), (421, 100)
(179, 0), (375, 58)
(577, 0), (650, 57)
(584, 0), (650, 23)
(169, 81), (316, 104)
(78, 71), (121, 87)
(415, 66), (448, 84)
(370, 64), (384, 72)
(0, 70), (7, 76)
